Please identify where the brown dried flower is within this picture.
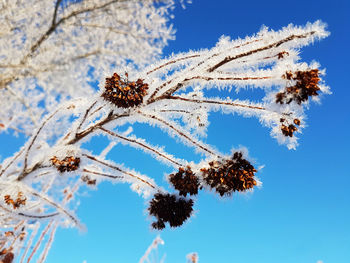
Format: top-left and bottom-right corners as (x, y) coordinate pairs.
(81, 175), (96, 185)
(148, 192), (194, 230)
(4, 192), (26, 209)
(101, 72), (148, 108)
(293, 118), (301, 126)
(281, 124), (298, 137)
(276, 69), (320, 104)
(169, 166), (200, 197)
(201, 152), (257, 196)
(50, 156), (80, 172)
(0, 250), (14, 263)
(279, 118), (300, 137)
(277, 51), (289, 59)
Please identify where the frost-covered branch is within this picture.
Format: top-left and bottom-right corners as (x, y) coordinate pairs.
(0, 21), (329, 262)
(0, 0), (179, 136)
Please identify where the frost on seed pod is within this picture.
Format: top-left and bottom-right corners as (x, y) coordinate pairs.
(101, 72), (148, 108)
(279, 118), (301, 137)
(169, 166), (200, 197)
(148, 192), (194, 230)
(50, 156), (80, 172)
(4, 192), (26, 209)
(201, 152), (257, 196)
(276, 69), (320, 105)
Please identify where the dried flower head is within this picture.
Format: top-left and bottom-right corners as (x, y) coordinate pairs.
(4, 192), (26, 209)
(50, 156), (80, 172)
(201, 152), (257, 196)
(148, 192), (194, 230)
(293, 118), (301, 126)
(81, 175), (96, 185)
(101, 72), (148, 108)
(0, 250), (14, 263)
(279, 118), (300, 137)
(169, 166), (200, 197)
(277, 51), (289, 59)
(276, 69), (320, 104)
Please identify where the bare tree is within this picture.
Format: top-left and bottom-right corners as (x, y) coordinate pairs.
(0, 21), (329, 262)
(0, 0), (178, 136)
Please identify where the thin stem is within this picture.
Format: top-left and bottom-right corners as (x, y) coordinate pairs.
(26, 221), (53, 263)
(23, 107), (61, 171)
(67, 112), (130, 145)
(0, 147), (25, 177)
(76, 100), (97, 132)
(147, 38), (264, 102)
(19, 223), (40, 263)
(207, 32), (315, 72)
(168, 96), (266, 111)
(83, 168), (123, 180)
(146, 54), (200, 75)
(159, 75), (273, 99)
(138, 111), (220, 158)
(83, 154), (156, 189)
(98, 126), (184, 167)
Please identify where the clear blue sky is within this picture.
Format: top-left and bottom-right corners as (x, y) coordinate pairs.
(2, 0), (349, 262)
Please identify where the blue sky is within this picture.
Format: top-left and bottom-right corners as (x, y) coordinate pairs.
(1, 0), (349, 262)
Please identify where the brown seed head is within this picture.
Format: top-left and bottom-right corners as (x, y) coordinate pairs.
(169, 166), (200, 197)
(81, 175), (96, 185)
(277, 69), (320, 104)
(4, 192), (26, 209)
(50, 156), (80, 172)
(102, 73), (148, 108)
(201, 152), (257, 196)
(148, 192), (194, 230)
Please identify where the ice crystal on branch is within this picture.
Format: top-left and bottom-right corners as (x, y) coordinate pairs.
(0, 21), (329, 261)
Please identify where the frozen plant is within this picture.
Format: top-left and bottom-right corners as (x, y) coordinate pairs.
(0, 21), (329, 262)
(0, 0), (180, 136)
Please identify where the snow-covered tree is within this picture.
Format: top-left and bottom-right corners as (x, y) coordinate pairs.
(0, 0), (178, 136)
(0, 21), (329, 262)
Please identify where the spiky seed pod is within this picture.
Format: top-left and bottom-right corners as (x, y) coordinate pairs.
(276, 69), (320, 104)
(4, 192), (26, 209)
(201, 152), (257, 196)
(148, 192), (194, 230)
(101, 72), (149, 108)
(50, 156), (80, 172)
(169, 166), (200, 197)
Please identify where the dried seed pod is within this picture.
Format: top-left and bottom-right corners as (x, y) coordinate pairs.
(4, 192), (26, 209)
(148, 192), (194, 230)
(201, 152), (257, 196)
(101, 72), (148, 108)
(281, 124), (298, 137)
(50, 156), (80, 172)
(277, 51), (289, 59)
(279, 118), (299, 137)
(0, 251), (14, 263)
(293, 118), (301, 126)
(276, 69), (320, 104)
(81, 175), (96, 185)
(169, 166), (200, 197)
